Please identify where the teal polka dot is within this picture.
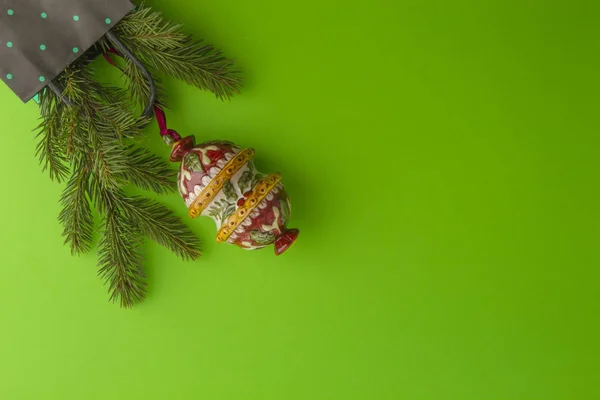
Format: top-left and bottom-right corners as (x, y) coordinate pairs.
(105, 18), (112, 24)
(73, 15), (79, 21)
(6, 74), (13, 80)
(6, 42), (13, 48)
(40, 44), (46, 51)
(41, 12), (47, 19)
(7, 9), (14, 16)
(39, 76), (45, 82)
(72, 47), (79, 53)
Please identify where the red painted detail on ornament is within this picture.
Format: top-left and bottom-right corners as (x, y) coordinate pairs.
(228, 187), (297, 252)
(206, 149), (225, 162)
(183, 169), (205, 198)
(194, 144), (237, 172)
(170, 136), (195, 162)
(173, 137), (298, 254)
(274, 229), (299, 256)
(250, 193), (282, 232)
(179, 145), (246, 204)
(256, 190), (287, 229)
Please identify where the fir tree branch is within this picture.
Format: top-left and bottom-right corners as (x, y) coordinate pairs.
(60, 64), (147, 139)
(120, 145), (176, 194)
(96, 35), (168, 114)
(36, 91), (70, 182)
(58, 64), (88, 103)
(93, 101), (145, 139)
(85, 134), (173, 194)
(123, 57), (168, 110)
(98, 206), (147, 308)
(35, 4), (213, 307)
(88, 131), (123, 192)
(112, 3), (241, 99)
(115, 6), (187, 51)
(137, 45), (240, 99)
(61, 105), (89, 158)
(58, 159), (94, 255)
(118, 196), (202, 260)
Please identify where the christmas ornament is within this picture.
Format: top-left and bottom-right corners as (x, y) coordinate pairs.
(166, 132), (299, 255)
(0, 1), (298, 307)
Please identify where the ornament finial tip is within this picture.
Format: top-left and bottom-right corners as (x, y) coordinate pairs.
(274, 228), (299, 256)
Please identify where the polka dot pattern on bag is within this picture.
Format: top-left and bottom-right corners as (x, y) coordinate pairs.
(0, 0), (134, 102)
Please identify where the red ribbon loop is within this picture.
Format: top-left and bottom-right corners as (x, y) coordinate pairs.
(154, 105), (182, 141)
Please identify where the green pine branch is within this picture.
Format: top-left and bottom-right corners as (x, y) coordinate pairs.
(115, 6), (187, 51)
(110, 2), (241, 99)
(37, 50), (203, 307)
(58, 157), (94, 255)
(118, 196), (202, 261)
(94, 102), (145, 139)
(34, 3), (240, 306)
(120, 145), (176, 195)
(35, 93), (70, 182)
(122, 53), (168, 110)
(89, 134), (123, 192)
(96, 35), (169, 111)
(98, 205), (147, 308)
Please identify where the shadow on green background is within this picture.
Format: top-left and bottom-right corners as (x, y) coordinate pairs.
(0, 0), (598, 399)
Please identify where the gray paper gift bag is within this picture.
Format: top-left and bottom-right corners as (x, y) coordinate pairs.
(0, 0), (133, 102)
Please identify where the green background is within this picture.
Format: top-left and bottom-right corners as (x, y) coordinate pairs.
(1, 0), (598, 398)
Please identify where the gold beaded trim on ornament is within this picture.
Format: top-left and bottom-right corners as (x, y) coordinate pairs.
(188, 149), (255, 218)
(216, 173), (282, 243)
